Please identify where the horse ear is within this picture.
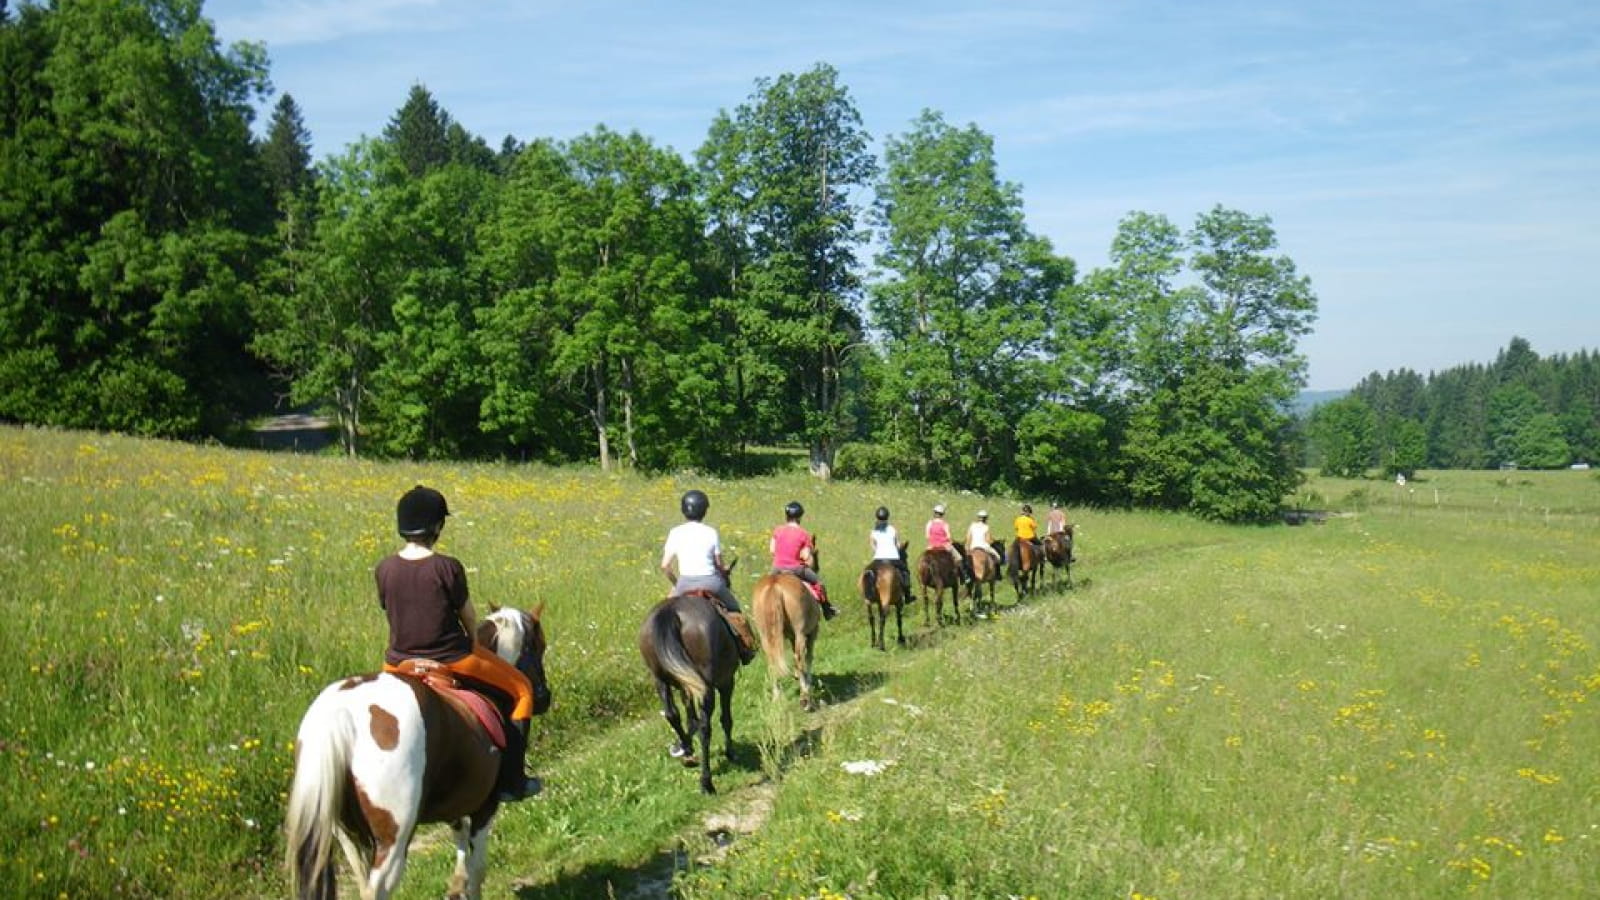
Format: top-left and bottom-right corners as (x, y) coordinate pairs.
(531, 601), (545, 620)
(487, 600), (502, 614)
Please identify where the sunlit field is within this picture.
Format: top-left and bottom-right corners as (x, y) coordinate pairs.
(1, 427), (1595, 898)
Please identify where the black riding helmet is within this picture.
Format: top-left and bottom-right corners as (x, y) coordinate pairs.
(1022, 503), (1033, 514)
(875, 506), (889, 521)
(681, 489), (710, 521)
(784, 500), (804, 520)
(397, 485), (449, 537)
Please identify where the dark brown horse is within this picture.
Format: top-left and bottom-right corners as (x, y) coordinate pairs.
(286, 605), (552, 900)
(639, 592), (739, 794)
(1043, 527), (1075, 590)
(967, 539), (1005, 616)
(860, 556), (908, 650)
(918, 546), (964, 626)
(1008, 537), (1041, 601)
(751, 571), (822, 710)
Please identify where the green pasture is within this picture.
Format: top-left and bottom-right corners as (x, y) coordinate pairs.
(0, 427), (1595, 898)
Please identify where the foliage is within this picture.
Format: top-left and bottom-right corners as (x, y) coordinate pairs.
(1308, 394), (1376, 477)
(695, 63), (877, 475)
(1352, 338), (1597, 470)
(1, 2), (1338, 520)
(867, 109), (1076, 492)
(1097, 208), (1316, 521)
(0, 0), (273, 436)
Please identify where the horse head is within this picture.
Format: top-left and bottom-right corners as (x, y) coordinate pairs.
(481, 603), (552, 715)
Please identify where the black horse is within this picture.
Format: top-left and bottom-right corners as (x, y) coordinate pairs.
(638, 593), (739, 794)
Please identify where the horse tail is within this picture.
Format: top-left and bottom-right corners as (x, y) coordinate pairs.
(649, 603), (708, 706)
(284, 693), (355, 900)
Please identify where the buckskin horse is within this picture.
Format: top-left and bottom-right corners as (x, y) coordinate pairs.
(1043, 526), (1075, 590)
(1009, 537), (1041, 601)
(751, 566), (822, 710)
(918, 546), (964, 627)
(285, 604), (552, 900)
(639, 590), (740, 794)
(861, 549), (909, 650)
(967, 539), (1005, 616)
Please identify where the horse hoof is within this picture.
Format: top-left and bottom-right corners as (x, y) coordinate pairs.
(669, 743), (689, 758)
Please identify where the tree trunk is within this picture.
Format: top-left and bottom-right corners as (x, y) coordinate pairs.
(621, 356), (638, 468)
(591, 360), (611, 471)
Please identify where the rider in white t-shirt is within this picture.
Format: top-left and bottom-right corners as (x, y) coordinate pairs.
(965, 510), (1002, 568)
(867, 505), (911, 603)
(660, 489), (755, 663)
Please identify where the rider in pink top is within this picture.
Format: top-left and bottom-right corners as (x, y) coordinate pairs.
(769, 501), (836, 620)
(925, 503), (965, 578)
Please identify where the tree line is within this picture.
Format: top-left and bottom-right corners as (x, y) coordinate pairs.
(1306, 338), (1600, 477)
(1, 0), (1319, 522)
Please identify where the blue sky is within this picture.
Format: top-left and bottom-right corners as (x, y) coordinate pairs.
(206, 0), (1599, 391)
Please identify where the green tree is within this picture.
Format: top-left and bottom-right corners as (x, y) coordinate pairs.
(0, 0), (272, 436)
(253, 140), (410, 455)
(1111, 207), (1317, 521)
(868, 109), (1075, 491)
(1511, 413), (1570, 469)
(1383, 418), (1427, 478)
(261, 92), (313, 204)
(383, 83), (451, 179)
(695, 63), (877, 478)
(1308, 394), (1375, 477)
(362, 162), (498, 459)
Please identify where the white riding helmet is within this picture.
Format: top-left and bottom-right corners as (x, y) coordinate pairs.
(933, 503), (946, 515)
(977, 509), (988, 519)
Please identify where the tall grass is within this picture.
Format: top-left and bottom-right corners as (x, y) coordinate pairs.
(1, 427), (1594, 898)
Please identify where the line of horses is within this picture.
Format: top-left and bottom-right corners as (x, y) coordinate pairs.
(284, 527), (1074, 899)
(872, 526), (1077, 647)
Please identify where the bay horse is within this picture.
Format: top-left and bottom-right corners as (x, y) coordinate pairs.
(918, 546), (964, 627)
(967, 539), (1004, 616)
(751, 570), (822, 710)
(1043, 527), (1075, 590)
(285, 604), (552, 900)
(1009, 537), (1041, 601)
(639, 592), (740, 794)
(860, 555), (908, 650)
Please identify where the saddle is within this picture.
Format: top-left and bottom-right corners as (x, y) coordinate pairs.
(771, 568), (824, 604)
(671, 589), (756, 661)
(388, 658), (509, 750)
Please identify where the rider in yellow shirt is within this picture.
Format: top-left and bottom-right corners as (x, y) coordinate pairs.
(1013, 504), (1042, 559)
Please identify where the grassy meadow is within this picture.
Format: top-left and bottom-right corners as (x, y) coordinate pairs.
(1, 425), (1596, 898)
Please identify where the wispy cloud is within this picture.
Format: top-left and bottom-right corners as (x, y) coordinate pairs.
(213, 0), (450, 47)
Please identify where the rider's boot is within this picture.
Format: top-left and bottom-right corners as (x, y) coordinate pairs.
(497, 718), (543, 802)
(816, 583), (837, 620)
(726, 611), (758, 665)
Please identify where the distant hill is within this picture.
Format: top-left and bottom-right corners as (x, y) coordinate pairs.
(1292, 389), (1348, 416)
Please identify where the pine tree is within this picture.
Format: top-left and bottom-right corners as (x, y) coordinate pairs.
(261, 93), (314, 203)
(383, 84), (451, 178)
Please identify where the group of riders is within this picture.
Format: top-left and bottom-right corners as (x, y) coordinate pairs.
(372, 484), (1073, 810)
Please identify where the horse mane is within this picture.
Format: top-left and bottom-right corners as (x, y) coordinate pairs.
(484, 607), (528, 661)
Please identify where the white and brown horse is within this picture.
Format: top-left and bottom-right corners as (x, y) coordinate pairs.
(285, 605), (551, 900)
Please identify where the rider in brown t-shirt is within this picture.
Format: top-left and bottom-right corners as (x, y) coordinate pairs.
(377, 485), (541, 802)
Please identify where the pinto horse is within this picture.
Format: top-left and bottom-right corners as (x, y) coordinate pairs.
(1043, 527), (1075, 590)
(751, 571), (822, 710)
(1009, 538), (1042, 601)
(639, 592), (740, 794)
(967, 539), (1005, 616)
(918, 546), (964, 627)
(861, 557), (908, 650)
(285, 605), (551, 900)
